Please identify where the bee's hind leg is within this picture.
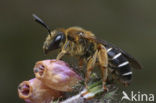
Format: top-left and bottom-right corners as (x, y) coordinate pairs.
(98, 45), (109, 92)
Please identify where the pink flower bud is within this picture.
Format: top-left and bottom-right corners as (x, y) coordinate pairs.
(34, 59), (81, 92)
(18, 78), (62, 103)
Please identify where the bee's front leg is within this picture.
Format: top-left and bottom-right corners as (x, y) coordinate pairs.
(56, 50), (66, 60)
(98, 45), (108, 92)
(56, 41), (69, 60)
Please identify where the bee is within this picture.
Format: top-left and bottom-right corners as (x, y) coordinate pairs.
(33, 14), (142, 91)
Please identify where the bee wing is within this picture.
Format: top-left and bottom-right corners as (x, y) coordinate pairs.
(98, 39), (142, 70)
(117, 47), (142, 69)
(81, 34), (142, 69)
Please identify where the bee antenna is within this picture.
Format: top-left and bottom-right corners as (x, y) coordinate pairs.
(32, 14), (51, 34)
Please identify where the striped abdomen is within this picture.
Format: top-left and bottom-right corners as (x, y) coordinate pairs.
(105, 46), (132, 84)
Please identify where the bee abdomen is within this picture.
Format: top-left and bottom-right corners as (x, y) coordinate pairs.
(106, 47), (132, 83)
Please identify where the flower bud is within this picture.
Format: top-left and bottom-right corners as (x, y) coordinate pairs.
(18, 78), (62, 103)
(34, 59), (81, 92)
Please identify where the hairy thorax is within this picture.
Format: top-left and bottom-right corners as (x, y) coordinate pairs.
(66, 37), (97, 60)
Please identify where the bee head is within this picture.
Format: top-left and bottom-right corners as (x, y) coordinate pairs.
(33, 14), (65, 54)
(43, 30), (65, 54)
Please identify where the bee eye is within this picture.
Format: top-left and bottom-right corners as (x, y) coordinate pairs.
(49, 35), (62, 49)
(54, 35), (62, 42)
(44, 33), (65, 54)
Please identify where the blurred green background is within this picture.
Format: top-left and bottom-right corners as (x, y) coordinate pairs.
(0, 0), (156, 103)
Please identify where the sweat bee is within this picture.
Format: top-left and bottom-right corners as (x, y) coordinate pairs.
(33, 14), (142, 91)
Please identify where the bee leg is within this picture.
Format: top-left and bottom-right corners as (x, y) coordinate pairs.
(98, 46), (108, 92)
(78, 57), (84, 69)
(85, 58), (94, 89)
(56, 50), (66, 60)
(85, 51), (98, 88)
(81, 51), (98, 97)
(100, 66), (108, 92)
(56, 41), (69, 60)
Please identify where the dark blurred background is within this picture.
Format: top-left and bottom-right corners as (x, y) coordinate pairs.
(0, 0), (156, 103)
